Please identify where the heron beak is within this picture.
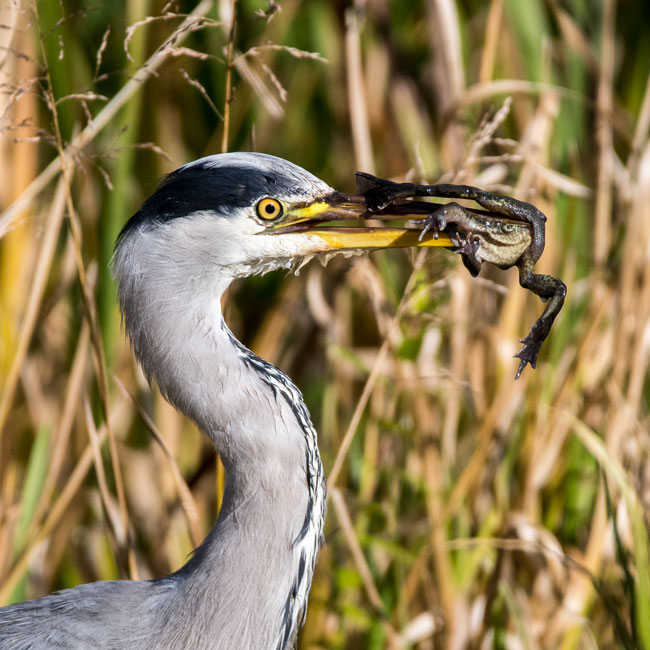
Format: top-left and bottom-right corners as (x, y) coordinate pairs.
(267, 191), (454, 250)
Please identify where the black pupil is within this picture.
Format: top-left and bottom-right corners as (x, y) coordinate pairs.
(265, 203), (276, 215)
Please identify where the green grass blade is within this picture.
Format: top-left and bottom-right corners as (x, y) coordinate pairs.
(9, 425), (50, 603)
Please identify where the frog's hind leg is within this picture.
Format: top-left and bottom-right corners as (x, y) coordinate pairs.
(515, 269), (567, 379)
(417, 184), (546, 224)
(418, 184), (547, 261)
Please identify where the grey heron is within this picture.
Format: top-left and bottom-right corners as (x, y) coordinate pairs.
(0, 153), (451, 650)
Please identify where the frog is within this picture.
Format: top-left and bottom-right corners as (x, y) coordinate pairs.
(355, 172), (567, 380)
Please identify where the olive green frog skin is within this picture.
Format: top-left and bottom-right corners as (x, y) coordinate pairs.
(356, 172), (567, 379)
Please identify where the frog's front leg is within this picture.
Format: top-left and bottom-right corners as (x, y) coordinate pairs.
(514, 258), (567, 379)
(417, 203), (484, 276)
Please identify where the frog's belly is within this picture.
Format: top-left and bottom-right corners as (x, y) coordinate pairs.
(477, 237), (530, 268)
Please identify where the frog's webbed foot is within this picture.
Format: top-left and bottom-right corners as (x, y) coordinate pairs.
(514, 270), (567, 379)
(355, 172), (415, 211)
(514, 331), (544, 380)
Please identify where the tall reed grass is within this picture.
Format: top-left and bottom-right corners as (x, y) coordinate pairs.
(1, 1), (649, 648)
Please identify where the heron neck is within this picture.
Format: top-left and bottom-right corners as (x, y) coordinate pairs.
(144, 288), (313, 477)
(124, 274), (325, 648)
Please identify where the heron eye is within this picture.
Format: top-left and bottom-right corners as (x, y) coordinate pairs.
(256, 198), (283, 221)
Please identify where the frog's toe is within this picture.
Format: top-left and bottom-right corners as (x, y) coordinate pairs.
(458, 233), (480, 256)
(417, 214), (446, 242)
(514, 335), (541, 379)
(514, 359), (527, 380)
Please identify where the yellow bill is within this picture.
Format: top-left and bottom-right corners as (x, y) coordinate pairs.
(266, 192), (454, 250)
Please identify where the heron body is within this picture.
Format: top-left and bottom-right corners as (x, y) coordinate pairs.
(0, 153), (448, 649)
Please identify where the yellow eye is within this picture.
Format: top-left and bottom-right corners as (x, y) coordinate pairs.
(256, 198), (283, 221)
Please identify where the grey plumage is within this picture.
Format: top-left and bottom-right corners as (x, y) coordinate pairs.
(0, 154), (330, 650)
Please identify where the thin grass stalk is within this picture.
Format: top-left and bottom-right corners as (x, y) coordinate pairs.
(221, 0), (237, 153)
(0, 399), (129, 604)
(593, 0), (615, 267)
(83, 392), (125, 536)
(329, 487), (403, 649)
(458, 79), (585, 110)
(443, 379), (524, 518)
(0, 0), (215, 239)
(421, 425), (456, 638)
(29, 323), (90, 534)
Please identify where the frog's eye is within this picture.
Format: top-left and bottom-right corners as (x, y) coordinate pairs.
(502, 222), (513, 232)
(256, 198), (284, 221)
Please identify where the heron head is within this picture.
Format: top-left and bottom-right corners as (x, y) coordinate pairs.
(114, 152), (452, 287)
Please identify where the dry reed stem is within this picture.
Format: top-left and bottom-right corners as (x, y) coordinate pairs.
(443, 378), (524, 519)
(83, 394), (124, 547)
(458, 79), (585, 110)
(220, 0), (237, 153)
(329, 486), (403, 649)
(421, 425), (456, 637)
(440, 273), (467, 463)
(428, 0), (465, 170)
(234, 52), (284, 119)
(0, 178), (66, 458)
(29, 323), (90, 533)
(0, 464), (18, 578)
(115, 377), (203, 547)
(327, 336), (389, 488)
(429, 0), (464, 103)
(478, 0), (503, 84)
(0, 1), (19, 72)
(593, 0), (615, 267)
(344, 6), (374, 174)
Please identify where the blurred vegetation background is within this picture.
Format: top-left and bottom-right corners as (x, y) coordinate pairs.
(1, 0), (650, 648)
